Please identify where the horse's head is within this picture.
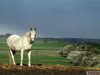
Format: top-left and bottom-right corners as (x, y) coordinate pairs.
(29, 28), (36, 43)
(26, 28), (36, 44)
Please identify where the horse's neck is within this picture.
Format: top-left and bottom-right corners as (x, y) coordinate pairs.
(21, 35), (31, 44)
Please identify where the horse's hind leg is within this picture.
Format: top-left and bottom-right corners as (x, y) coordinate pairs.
(9, 49), (16, 65)
(8, 49), (12, 64)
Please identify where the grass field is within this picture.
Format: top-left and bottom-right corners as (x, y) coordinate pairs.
(0, 38), (73, 66)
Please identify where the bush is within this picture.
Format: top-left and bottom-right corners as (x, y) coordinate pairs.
(59, 43), (100, 66)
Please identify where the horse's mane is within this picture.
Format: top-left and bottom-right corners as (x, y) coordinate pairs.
(25, 31), (31, 37)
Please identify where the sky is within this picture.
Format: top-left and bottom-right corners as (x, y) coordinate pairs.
(0, 0), (100, 39)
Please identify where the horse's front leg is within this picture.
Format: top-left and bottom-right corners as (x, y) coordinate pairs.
(28, 50), (31, 67)
(20, 49), (24, 66)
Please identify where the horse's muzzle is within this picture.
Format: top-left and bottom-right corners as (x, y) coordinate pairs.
(30, 40), (34, 44)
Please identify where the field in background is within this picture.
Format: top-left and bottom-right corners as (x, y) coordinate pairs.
(0, 38), (73, 66)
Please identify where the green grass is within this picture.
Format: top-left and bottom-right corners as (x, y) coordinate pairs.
(33, 40), (66, 49)
(0, 38), (73, 66)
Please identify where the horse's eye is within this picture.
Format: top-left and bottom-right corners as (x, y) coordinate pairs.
(30, 33), (32, 35)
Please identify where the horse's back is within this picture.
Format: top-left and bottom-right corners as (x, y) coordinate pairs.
(7, 35), (21, 47)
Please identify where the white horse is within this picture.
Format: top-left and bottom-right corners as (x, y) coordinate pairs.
(7, 28), (36, 66)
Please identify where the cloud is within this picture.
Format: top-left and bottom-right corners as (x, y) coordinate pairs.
(0, 0), (100, 39)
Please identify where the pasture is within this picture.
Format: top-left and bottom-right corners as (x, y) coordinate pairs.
(0, 38), (100, 75)
(0, 38), (72, 66)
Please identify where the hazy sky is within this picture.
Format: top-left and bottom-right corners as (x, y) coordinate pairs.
(0, 0), (100, 38)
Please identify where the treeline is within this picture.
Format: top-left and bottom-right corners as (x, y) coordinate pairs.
(36, 37), (65, 44)
(61, 38), (100, 44)
(0, 33), (12, 38)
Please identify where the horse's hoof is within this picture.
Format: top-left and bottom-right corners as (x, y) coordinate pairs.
(28, 65), (31, 67)
(20, 64), (23, 66)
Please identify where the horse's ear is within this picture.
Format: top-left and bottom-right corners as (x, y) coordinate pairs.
(30, 28), (36, 30)
(34, 28), (36, 30)
(30, 28), (32, 30)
